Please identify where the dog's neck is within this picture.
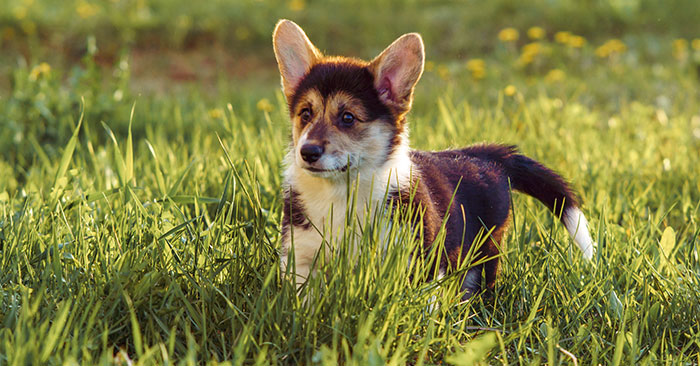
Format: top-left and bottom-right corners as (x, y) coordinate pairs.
(284, 134), (413, 233)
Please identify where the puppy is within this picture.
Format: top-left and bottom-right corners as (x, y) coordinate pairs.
(273, 20), (596, 298)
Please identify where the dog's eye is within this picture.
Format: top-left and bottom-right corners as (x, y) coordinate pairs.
(341, 112), (355, 126)
(300, 108), (312, 123)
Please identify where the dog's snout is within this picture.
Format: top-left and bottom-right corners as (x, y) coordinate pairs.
(300, 144), (324, 163)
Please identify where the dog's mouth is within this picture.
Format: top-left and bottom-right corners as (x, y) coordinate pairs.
(305, 163), (351, 173)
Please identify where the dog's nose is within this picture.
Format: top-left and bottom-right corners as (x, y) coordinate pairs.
(300, 144), (324, 163)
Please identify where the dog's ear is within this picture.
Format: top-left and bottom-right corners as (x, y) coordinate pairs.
(369, 33), (424, 115)
(273, 20), (322, 100)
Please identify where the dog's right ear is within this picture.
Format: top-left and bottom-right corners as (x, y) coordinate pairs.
(273, 20), (321, 101)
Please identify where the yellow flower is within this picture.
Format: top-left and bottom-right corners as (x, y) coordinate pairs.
(567, 35), (586, 48)
(437, 64), (450, 80)
(465, 58), (486, 79)
(545, 69), (565, 83)
(518, 42), (542, 65)
(504, 85), (517, 96)
(692, 39), (700, 51)
(595, 39), (627, 58)
(13, 6), (27, 20)
(672, 38), (688, 60)
(257, 98), (274, 112)
(288, 0), (305, 11)
(208, 108), (224, 119)
(425, 61), (435, 72)
(76, 1), (99, 18)
(527, 27), (545, 40)
(29, 62), (51, 81)
(498, 28), (519, 42)
(554, 31), (572, 44)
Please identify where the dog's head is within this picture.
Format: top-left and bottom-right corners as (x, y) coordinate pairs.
(273, 20), (424, 179)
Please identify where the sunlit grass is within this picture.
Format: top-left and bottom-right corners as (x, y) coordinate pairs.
(1, 3), (700, 364)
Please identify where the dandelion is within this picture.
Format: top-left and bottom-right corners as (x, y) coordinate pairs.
(518, 42), (542, 65)
(208, 108), (224, 119)
(425, 61), (435, 72)
(567, 35), (586, 48)
(498, 28), (519, 42)
(257, 98), (274, 112)
(672, 38), (688, 61)
(29, 62), (51, 81)
(545, 69), (565, 83)
(504, 85), (517, 96)
(76, 1), (99, 18)
(527, 26), (545, 40)
(692, 39), (700, 51)
(12, 6), (27, 20)
(465, 58), (486, 79)
(288, 0), (305, 11)
(554, 31), (572, 44)
(437, 64), (450, 80)
(595, 39), (626, 58)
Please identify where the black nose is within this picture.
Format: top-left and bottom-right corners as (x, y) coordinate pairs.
(300, 144), (324, 163)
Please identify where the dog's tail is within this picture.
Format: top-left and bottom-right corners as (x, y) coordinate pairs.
(473, 145), (596, 259)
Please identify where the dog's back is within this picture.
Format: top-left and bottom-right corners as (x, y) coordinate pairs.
(405, 145), (593, 297)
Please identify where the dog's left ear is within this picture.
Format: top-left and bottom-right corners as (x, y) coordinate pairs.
(370, 33), (425, 115)
(273, 19), (322, 101)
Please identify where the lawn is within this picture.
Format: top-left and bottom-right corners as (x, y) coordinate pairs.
(1, 1), (700, 365)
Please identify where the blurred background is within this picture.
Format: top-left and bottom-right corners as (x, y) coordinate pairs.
(2, 0), (700, 93)
(2, 0), (700, 183)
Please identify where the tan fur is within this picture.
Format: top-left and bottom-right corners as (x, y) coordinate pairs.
(292, 89), (396, 178)
(369, 33), (425, 116)
(272, 20), (323, 99)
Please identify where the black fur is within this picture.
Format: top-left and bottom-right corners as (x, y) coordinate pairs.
(290, 61), (392, 122)
(401, 144), (580, 296)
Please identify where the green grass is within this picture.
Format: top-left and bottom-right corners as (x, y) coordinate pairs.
(2, 2), (700, 365)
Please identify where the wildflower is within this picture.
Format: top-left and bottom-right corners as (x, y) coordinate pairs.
(12, 6), (27, 20)
(425, 61), (435, 72)
(437, 64), (450, 80)
(498, 28), (519, 42)
(257, 98), (274, 112)
(554, 31), (572, 44)
(595, 39), (626, 58)
(518, 42), (542, 65)
(545, 69), (565, 83)
(504, 85), (517, 96)
(672, 38), (688, 61)
(288, 0), (305, 11)
(567, 35), (586, 48)
(29, 62), (51, 81)
(527, 26), (545, 40)
(465, 58), (486, 79)
(208, 108), (224, 119)
(692, 39), (700, 51)
(76, 1), (99, 18)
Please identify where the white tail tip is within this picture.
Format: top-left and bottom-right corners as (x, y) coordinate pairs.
(563, 207), (596, 260)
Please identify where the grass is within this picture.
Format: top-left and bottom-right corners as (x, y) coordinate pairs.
(2, 2), (700, 365)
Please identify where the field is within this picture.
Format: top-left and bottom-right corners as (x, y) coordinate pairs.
(2, 0), (700, 364)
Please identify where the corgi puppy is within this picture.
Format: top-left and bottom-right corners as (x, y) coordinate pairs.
(273, 20), (596, 298)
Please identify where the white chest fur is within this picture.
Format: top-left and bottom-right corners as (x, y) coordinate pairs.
(280, 146), (413, 286)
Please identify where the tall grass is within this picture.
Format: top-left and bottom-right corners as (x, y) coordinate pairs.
(1, 10), (700, 364)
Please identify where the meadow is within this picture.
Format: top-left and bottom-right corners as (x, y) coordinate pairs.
(1, 0), (700, 364)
